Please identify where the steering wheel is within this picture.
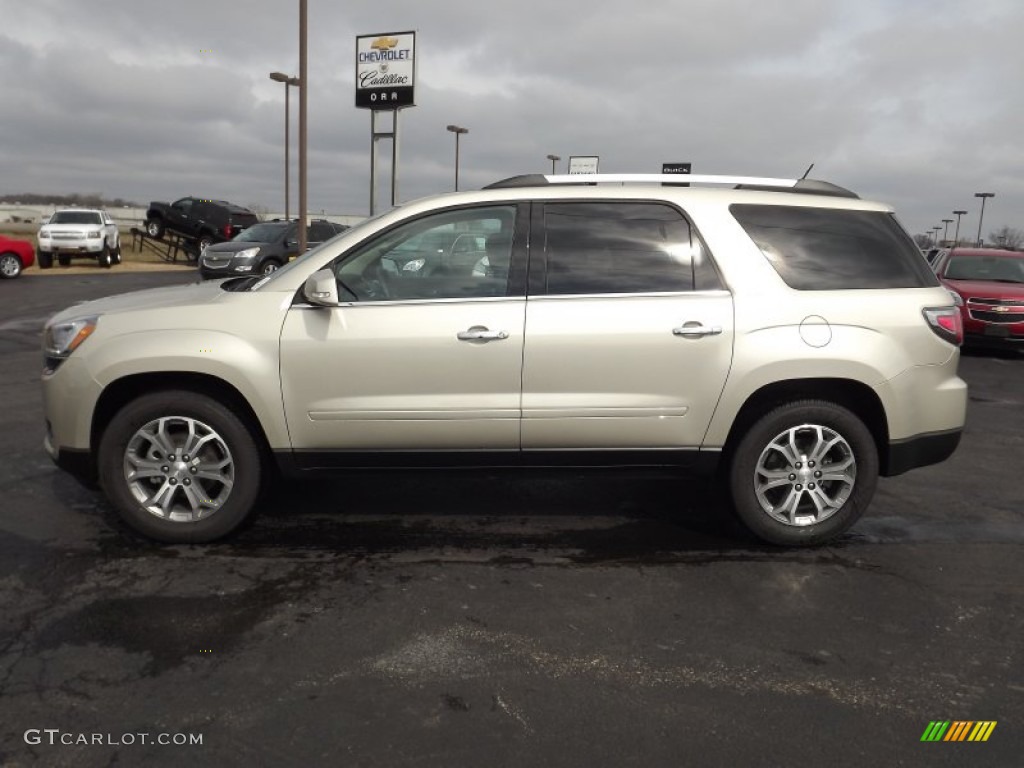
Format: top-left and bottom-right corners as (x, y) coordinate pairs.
(357, 261), (392, 300)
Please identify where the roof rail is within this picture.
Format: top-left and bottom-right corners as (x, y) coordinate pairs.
(484, 173), (859, 198)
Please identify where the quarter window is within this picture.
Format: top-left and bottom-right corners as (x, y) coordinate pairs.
(542, 203), (709, 294)
(730, 204), (938, 290)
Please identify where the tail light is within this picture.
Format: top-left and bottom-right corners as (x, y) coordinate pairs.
(223, 223), (232, 238)
(922, 306), (963, 346)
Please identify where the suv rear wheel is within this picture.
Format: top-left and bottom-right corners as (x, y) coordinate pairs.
(98, 391), (265, 543)
(728, 400), (878, 546)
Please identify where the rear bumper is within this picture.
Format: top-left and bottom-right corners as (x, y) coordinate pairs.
(884, 428), (962, 476)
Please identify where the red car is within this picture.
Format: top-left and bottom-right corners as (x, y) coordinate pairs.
(932, 247), (1024, 349)
(0, 234), (35, 279)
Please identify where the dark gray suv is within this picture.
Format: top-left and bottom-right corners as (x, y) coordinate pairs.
(198, 219), (348, 279)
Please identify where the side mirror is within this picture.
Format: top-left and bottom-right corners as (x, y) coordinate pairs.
(303, 268), (339, 307)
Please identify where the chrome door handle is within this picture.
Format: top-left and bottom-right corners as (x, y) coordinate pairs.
(672, 323), (722, 338)
(457, 327), (509, 342)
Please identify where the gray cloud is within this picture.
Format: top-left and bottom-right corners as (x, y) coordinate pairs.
(0, 0), (1020, 238)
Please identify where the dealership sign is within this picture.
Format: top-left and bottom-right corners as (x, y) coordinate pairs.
(356, 32), (416, 109)
(567, 156), (600, 174)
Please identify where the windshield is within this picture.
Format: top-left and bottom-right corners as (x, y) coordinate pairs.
(250, 212), (384, 290)
(50, 211), (102, 225)
(234, 222), (290, 243)
(945, 255), (1024, 283)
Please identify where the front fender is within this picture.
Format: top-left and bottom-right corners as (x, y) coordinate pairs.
(84, 328), (290, 449)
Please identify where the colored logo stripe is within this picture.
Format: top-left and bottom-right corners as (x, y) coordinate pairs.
(921, 721), (996, 742)
(969, 722), (997, 742)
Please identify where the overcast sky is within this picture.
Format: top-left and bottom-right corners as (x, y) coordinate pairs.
(1, 0), (1021, 238)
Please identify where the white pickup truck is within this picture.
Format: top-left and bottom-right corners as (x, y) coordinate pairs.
(37, 209), (121, 268)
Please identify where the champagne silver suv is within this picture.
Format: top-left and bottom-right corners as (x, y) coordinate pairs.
(41, 174), (967, 546)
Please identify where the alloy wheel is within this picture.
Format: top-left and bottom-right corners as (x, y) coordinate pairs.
(123, 415), (235, 523)
(753, 423), (856, 526)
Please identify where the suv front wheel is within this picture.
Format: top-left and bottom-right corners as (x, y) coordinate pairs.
(98, 391), (265, 543)
(145, 218), (164, 239)
(728, 400), (878, 546)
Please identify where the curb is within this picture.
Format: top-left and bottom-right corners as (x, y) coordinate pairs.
(22, 262), (197, 276)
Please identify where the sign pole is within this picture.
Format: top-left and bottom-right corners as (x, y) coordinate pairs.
(369, 112), (378, 216)
(356, 31), (416, 216)
(392, 110), (400, 207)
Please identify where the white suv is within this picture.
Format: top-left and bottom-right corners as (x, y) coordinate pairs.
(37, 209), (121, 268)
(41, 174), (967, 545)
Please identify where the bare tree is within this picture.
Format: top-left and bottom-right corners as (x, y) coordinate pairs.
(246, 203), (271, 222)
(988, 226), (1024, 250)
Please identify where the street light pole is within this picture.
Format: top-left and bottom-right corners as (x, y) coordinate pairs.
(446, 125), (468, 191)
(974, 192), (994, 247)
(298, 0), (308, 253)
(546, 154), (560, 174)
(941, 218), (953, 246)
(932, 227), (942, 247)
(952, 209), (967, 245)
(269, 72), (300, 221)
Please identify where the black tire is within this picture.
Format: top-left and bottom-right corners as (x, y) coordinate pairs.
(145, 218), (164, 239)
(97, 391), (266, 543)
(0, 252), (23, 279)
(111, 243), (122, 265)
(37, 250), (53, 269)
(260, 259), (282, 275)
(197, 233), (215, 252)
(98, 246), (112, 269)
(57, 254), (71, 267)
(727, 400), (878, 547)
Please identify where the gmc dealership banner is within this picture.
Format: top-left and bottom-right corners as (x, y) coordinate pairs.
(356, 32), (416, 109)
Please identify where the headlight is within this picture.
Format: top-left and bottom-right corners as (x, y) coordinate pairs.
(402, 258), (425, 272)
(234, 247), (260, 260)
(39, 228), (51, 238)
(43, 316), (99, 372)
(87, 230), (102, 239)
(947, 289), (964, 308)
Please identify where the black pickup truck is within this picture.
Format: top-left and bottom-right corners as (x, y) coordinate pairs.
(144, 197), (259, 250)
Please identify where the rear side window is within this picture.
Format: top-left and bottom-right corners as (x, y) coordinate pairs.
(730, 205), (938, 290)
(542, 202), (718, 294)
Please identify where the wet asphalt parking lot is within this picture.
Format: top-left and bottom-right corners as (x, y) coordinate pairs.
(1, 271), (1022, 767)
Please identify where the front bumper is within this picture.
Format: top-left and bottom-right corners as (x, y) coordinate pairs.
(198, 260), (256, 279)
(39, 239), (105, 254)
(962, 323), (1024, 348)
(46, 437), (97, 486)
